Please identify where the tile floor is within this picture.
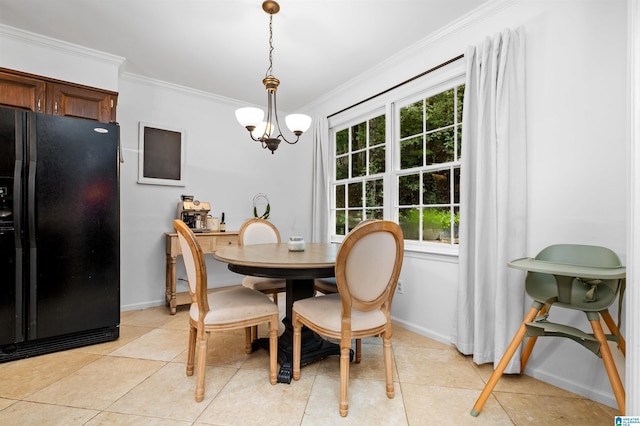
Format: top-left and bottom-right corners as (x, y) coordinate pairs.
(0, 302), (619, 425)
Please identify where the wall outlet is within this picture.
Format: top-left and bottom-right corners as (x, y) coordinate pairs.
(396, 280), (404, 294)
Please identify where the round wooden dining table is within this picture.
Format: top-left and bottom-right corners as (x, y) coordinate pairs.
(213, 242), (341, 383)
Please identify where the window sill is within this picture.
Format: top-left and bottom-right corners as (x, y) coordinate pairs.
(404, 240), (459, 262)
(330, 235), (459, 262)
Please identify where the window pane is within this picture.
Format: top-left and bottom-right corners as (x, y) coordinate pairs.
(348, 182), (362, 207)
(453, 206), (460, 242)
(398, 174), (419, 205)
(352, 151), (366, 177)
(437, 207), (460, 244)
(453, 167), (460, 204)
(336, 156), (348, 180)
(457, 85), (465, 124)
(335, 210), (346, 236)
(426, 89), (454, 132)
(336, 128), (349, 155)
(400, 135), (423, 170)
(369, 115), (385, 146)
(352, 122), (366, 151)
(369, 146), (385, 174)
(400, 100), (423, 139)
(368, 208), (383, 220)
(423, 169), (450, 205)
(348, 210), (363, 231)
(456, 125), (462, 161)
(336, 184), (345, 208)
(425, 128), (455, 165)
(366, 178), (384, 207)
(399, 207), (420, 240)
(423, 207), (451, 242)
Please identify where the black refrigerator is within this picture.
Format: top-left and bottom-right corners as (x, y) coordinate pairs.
(0, 106), (119, 362)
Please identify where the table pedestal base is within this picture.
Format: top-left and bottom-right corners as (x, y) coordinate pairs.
(259, 277), (353, 383)
(254, 325), (349, 383)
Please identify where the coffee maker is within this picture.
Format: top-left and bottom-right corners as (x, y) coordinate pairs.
(177, 195), (211, 232)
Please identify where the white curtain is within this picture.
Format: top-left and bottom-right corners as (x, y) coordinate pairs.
(311, 117), (329, 243)
(452, 27), (527, 374)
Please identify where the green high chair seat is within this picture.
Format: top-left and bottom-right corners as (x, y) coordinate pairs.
(471, 244), (626, 416)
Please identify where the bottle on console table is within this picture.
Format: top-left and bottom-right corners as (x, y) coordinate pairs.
(220, 212), (226, 232)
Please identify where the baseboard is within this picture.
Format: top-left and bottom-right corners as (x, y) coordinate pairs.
(120, 299), (166, 312)
(524, 367), (617, 409)
(391, 316), (452, 346)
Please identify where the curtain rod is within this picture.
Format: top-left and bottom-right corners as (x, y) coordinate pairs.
(327, 54), (464, 119)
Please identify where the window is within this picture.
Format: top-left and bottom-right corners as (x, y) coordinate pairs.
(396, 85), (464, 245)
(328, 66), (464, 253)
(333, 114), (386, 235)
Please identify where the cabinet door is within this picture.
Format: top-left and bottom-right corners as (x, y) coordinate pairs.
(47, 83), (116, 123)
(0, 71), (46, 112)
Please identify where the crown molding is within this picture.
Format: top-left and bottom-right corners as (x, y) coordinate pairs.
(120, 71), (247, 109)
(0, 24), (124, 67)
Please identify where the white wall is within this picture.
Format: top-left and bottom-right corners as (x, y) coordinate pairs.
(116, 75), (314, 309)
(305, 0), (628, 408)
(0, 0), (631, 409)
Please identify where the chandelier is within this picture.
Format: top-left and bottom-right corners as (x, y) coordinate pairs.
(235, 0), (312, 154)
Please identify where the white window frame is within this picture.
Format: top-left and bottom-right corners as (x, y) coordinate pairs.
(327, 61), (465, 256)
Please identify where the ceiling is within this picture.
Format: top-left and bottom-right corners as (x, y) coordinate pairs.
(0, 0), (488, 111)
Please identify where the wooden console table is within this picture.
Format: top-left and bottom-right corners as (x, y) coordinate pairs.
(164, 230), (238, 314)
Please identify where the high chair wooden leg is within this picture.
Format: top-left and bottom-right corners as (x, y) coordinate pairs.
(590, 319), (625, 415)
(471, 305), (541, 417)
(601, 310), (626, 356)
(520, 304), (549, 373)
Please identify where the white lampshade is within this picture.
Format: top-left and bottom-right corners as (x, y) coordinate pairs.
(251, 121), (273, 139)
(235, 107), (264, 129)
(285, 114), (312, 134)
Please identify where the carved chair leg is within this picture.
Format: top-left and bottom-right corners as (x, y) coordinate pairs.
(339, 337), (351, 417)
(186, 325), (196, 376)
(195, 329), (208, 402)
(292, 312), (302, 381)
(245, 327), (252, 354)
(269, 316), (278, 385)
(383, 335), (394, 399)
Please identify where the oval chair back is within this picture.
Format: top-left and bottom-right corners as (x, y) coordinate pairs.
(239, 218), (281, 246)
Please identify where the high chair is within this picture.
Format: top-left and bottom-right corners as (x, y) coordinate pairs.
(471, 244), (626, 416)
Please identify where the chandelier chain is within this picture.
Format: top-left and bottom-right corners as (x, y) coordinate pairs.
(266, 14), (274, 78)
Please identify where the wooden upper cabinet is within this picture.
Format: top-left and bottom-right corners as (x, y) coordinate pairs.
(0, 70), (47, 112)
(0, 68), (117, 123)
(47, 83), (116, 123)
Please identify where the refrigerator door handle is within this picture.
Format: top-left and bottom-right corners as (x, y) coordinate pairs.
(27, 117), (37, 339)
(13, 111), (24, 342)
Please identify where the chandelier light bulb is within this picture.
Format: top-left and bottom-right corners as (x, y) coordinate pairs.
(285, 114), (312, 135)
(235, 107), (264, 130)
(251, 121), (273, 139)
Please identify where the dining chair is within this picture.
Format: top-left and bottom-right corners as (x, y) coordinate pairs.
(312, 219), (379, 363)
(292, 220), (404, 417)
(238, 218), (287, 304)
(173, 220), (279, 402)
(238, 218), (287, 341)
(470, 243), (626, 416)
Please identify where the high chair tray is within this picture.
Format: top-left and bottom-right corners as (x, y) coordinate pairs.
(508, 257), (626, 279)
